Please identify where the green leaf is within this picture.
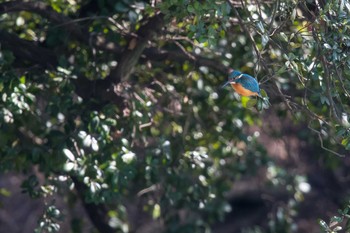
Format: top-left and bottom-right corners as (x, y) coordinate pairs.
(262, 34), (269, 47)
(341, 138), (349, 148)
(64, 162), (75, 172)
(290, 8), (297, 21)
(187, 5), (195, 13)
(257, 21), (265, 33)
(260, 89), (268, 97)
(331, 216), (343, 223)
(115, 2), (129, 12)
(128, 11), (138, 23)
(241, 96), (250, 108)
(0, 188), (11, 197)
(256, 98), (263, 111)
(279, 32), (288, 42)
(152, 204), (161, 219)
(63, 148), (75, 162)
(324, 43), (332, 49)
(319, 219), (330, 230)
(246, 98), (257, 108)
(20, 76), (26, 84)
(320, 96), (330, 105)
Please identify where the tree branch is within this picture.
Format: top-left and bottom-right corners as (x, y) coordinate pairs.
(0, 30), (58, 68)
(109, 13), (164, 83)
(0, 1), (121, 53)
(0, 29), (229, 112)
(0, 1), (86, 42)
(71, 176), (116, 233)
(144, 48), (229, 74)
(1, 1), (228, 78)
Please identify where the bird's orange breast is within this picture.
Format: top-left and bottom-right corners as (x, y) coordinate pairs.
(231, 83), (259, 97)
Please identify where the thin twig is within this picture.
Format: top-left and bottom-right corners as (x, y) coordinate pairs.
(334, 63), (350, 97)
(173, 41), (196, 61)
(312, 27), (342, 124)
(228, 0), (260, 59)
(139, 120), (153, 131)
(308, 124), (345, 157)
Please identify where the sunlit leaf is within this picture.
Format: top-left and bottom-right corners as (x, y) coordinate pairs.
(63, 148), (75, 162)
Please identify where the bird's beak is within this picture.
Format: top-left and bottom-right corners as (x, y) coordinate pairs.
(221, 81), (233, 88)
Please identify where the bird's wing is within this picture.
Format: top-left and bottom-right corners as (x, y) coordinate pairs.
(240, 74), (260, 93)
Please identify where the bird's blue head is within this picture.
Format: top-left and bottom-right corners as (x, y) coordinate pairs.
(228, 70), (242, 80)
(222, 70), (242, 88)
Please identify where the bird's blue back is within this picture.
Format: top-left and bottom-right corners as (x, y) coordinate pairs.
(236, 74), (260, 95)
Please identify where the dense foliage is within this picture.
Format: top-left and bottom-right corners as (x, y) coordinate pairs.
(0, 0), (349, 232)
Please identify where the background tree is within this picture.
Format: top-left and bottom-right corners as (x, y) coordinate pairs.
(0, 0), (349, 233)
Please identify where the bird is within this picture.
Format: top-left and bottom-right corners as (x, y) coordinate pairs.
(222, 70), (261, 97)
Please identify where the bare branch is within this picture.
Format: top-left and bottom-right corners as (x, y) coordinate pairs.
(308, 124), (345, 158)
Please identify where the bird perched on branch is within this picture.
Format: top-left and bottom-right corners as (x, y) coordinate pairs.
(222, 70), (261, 97)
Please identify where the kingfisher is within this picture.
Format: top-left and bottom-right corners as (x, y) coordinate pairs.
(222, 70), (261, 97)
